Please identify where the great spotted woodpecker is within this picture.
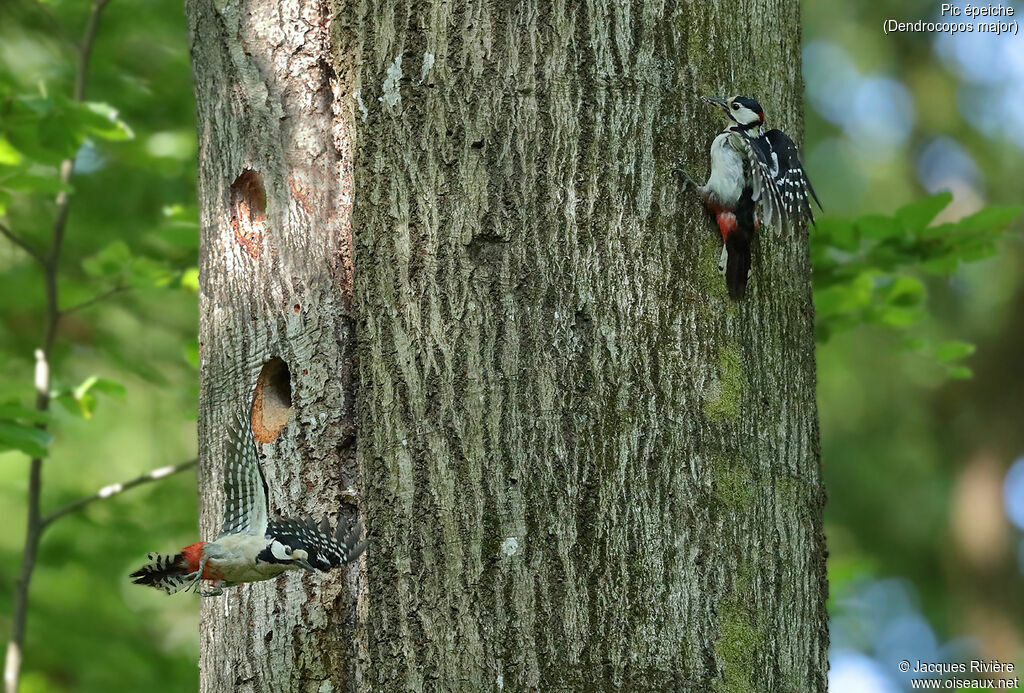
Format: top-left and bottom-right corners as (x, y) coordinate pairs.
(678, 95), (821, 299)
(130, 410), (366, 597)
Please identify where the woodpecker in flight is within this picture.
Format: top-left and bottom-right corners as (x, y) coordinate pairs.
(677, 95), (821, 300)
(131, 410), (366, 597)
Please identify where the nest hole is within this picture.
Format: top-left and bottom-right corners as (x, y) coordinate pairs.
(230, 169), (267, 259)
(252, 357), (292, 443)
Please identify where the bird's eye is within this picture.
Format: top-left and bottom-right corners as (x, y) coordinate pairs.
(732, 103), (740, 110)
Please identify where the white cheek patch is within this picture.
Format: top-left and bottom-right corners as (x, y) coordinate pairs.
(270, 541), (291, 561)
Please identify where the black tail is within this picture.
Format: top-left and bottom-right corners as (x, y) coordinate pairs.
(724, 187), (757, 300)
(725, 234), (752, 300)
(130, 552), (192, 594)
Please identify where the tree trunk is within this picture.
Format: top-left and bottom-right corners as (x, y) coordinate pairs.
(187, 0), (826, 690)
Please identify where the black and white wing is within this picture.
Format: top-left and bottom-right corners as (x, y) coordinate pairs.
(741, 131), (782, 228)
(217, 409), (269, 538)
(764, 129), (821, 226)
(265, 516), (367, 571)
(742, 128), (821, 228)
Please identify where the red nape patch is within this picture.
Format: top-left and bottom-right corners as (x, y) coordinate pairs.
(759, 112), (765, 123)
(716, 212), (738, 241)
(182, 542), (204, 573)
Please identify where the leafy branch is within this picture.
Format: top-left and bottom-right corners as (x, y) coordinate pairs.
(812, 192), (1022, 377)
(0, 3), (191, 692)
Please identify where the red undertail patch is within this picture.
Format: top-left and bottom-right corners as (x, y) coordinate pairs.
(716, 212), (738, 241)
(182, 542), (204, 574)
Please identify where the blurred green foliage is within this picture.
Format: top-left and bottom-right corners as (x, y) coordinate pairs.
(813, 192), (1020, 377)
(0, 0), (200, 690)
(802, 0), (1024, 685)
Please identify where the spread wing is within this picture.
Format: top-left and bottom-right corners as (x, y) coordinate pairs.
(265, 517), (367, 571)
(217, 409), (269, 538)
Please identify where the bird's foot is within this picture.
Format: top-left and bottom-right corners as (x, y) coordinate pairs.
(672, 166), (699, 190)
(199, 579), (226, 597)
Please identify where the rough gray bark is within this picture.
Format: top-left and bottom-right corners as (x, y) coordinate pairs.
(188, 0), (826, 690)
(188, 0), (359, 689)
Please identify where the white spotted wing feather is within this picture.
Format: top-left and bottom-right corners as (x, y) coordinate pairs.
(740, 128), (821, 229)
(217, 409), (269, 538)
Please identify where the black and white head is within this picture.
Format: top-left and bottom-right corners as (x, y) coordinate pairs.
(259, 537), (317, 572)
(704, 95), (765, 128)
(264, 517), (366, 572)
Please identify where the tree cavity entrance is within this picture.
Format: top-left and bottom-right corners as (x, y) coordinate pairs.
(230, 169), (267, 259)
(252, 357), (292, 443)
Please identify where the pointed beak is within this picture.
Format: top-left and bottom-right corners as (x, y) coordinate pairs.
(702, 96), (729, 113)
(291, 549), (316, 572)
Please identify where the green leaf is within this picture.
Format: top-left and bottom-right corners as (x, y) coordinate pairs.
(0, 402), (50, 424)
(934, 340), (975, 363)
(74, 376), (126, 400)
(0, 137), (22, 165)
(82, 241), (132, 277)
(183, 339), (199, 369)
(881, 276), (926, 307)
(180, 267), (199, 292)
(3, 95), (132, 165)
(0, 421), (52, 458)
(54, 376), (126, 419)
(54, 391), (85, 419)
(813, 195), (1017, 376)
(0, 170), (73, 195)
(82, 241), (175, 288)
(815, 218), (859, 251)
(81, 102), (134, 141)
(124, 254), (175, 288)
(895, 192), (952, 233)
(947, 366), (973, 380)
(856, 214), (904, 241)
(878, 305), (924, 327)
(958, 205), (1022, 232)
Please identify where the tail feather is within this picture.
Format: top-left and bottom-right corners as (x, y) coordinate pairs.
(725, 234), (752, 300)
(130, 551), (195, 594)
(723, 185), (757, 301)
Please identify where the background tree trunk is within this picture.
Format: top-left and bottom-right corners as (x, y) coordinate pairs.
(187, 0), (826, 690)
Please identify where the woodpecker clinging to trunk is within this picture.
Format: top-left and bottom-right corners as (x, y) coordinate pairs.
(677, 95), (821, 300)
(130, 410), (366, 597)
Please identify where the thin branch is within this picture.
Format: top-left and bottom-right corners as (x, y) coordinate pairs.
(44, 0), (112, 351)
(41, 458), (197, 529)
(59, 284), (128, 317)
(73, 0), (110, 102)
(0, 223), (46, 267)
(5, 1), (112, 691)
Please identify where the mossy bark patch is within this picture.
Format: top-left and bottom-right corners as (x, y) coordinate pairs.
(705, 345), (747, 422)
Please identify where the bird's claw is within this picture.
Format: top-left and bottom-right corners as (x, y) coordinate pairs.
(672, 166), (699, 190)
